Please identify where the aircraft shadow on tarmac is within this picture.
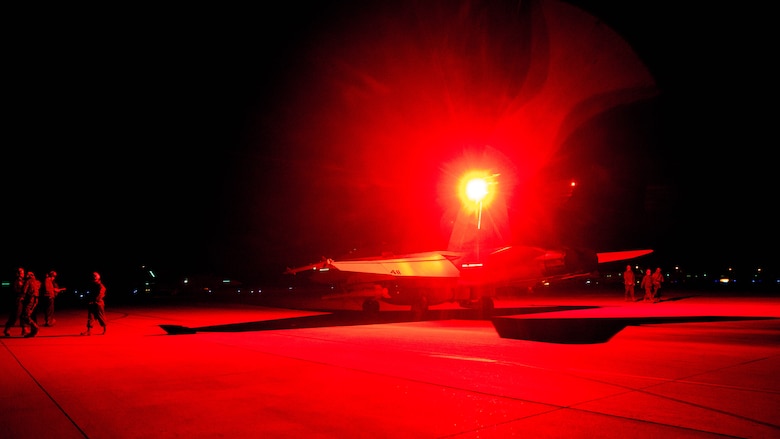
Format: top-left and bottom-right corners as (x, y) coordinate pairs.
(491, 314), (777, 344)
(159, 305), (592, 335)
(159, 302), (776, 344)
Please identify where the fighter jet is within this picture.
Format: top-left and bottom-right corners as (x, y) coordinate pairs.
(284, 247), (651, 318)
(284, 164), (652, 318)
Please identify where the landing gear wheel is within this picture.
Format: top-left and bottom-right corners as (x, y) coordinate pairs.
(362, 298), (380, 313)
(479, 297), (495, 318)
(411, 295), (429, 321)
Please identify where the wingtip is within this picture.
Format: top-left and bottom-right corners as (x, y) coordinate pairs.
(597, 249), (654, 264)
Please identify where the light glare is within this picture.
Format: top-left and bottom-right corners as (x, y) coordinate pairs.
(465, 178), (488, 202)
(457, 170), (497, 212)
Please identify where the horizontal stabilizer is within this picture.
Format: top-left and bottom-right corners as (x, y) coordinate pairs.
(596, 249), (653, 264)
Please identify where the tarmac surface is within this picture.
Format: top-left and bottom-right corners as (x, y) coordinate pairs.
(2, 288), (779, 438)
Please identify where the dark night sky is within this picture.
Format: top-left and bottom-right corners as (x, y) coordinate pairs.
(2, 1), (776, 286)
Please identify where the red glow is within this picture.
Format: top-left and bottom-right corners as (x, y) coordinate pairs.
(465, 178), (488, 203)
(265, 1), (656, 252)
(440, 147), (517, 251)
(458, 171), (497, 210)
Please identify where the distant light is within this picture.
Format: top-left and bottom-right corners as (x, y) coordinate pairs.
(570, 180), (576, 187)
(719, 278), (730, 284)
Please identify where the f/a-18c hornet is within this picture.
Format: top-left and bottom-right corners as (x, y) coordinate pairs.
(284, 161), (652, 318)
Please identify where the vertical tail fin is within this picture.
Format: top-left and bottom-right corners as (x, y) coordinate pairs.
(447, 196), (511, 253)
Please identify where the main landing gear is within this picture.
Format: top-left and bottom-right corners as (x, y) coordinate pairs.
(362, 298), (380, 313)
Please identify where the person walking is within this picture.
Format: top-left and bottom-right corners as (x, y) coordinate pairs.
(623, 264), (636, 301)
(20, 271), (41, 337)
(651, 267), (664, 303)
(35, 270), (66, 326)
(640, 268), (654, 302)
(81, 271), (107, 335)
(4, 267), (26, 337)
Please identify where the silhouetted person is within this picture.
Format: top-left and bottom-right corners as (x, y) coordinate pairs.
(4, 267), (26, 337)
(81, 271), (106, 335)
(35, 270), (65, 326)
(640, 268), (653, 302)
(651, 267), (664, 303)
(21, 271), (41, 337)
(623, 264), (636, 302)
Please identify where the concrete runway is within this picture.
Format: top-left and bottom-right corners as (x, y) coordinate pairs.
(2, 289), (779, 438)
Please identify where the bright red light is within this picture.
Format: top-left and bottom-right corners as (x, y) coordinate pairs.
(265, 2), (656, 252)
(465, 178), (489, 202)
(457, 170), (497, 212)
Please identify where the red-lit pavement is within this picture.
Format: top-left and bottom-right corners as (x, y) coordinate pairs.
(1, 290), (779, 438)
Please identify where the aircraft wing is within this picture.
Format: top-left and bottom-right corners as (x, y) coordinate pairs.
(284, 262), (325, 275)
(287, 248), (652, 282)
(596, 249), (654, 264)
(329, 251), (462, 278)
